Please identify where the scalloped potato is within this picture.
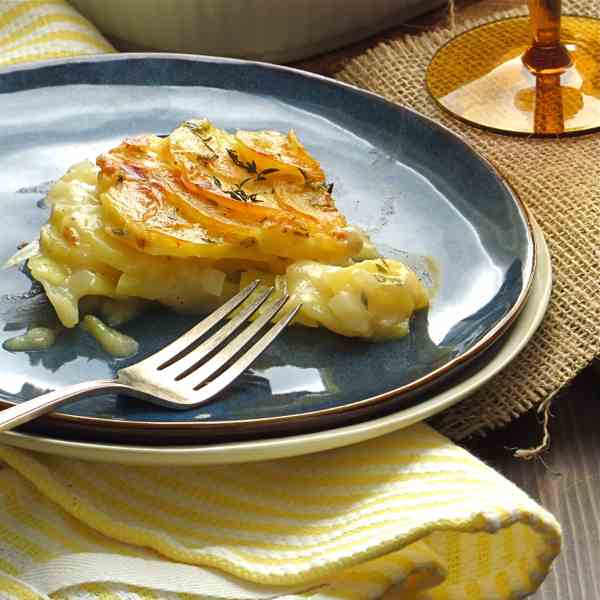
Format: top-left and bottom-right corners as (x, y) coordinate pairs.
(13, 120), (429, 346)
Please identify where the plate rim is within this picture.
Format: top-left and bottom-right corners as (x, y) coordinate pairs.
(0, 222), (550, 464)
(0, 52), (536, 432)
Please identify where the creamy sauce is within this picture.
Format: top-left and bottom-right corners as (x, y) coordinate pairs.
(80, 315), (139, 358)
(4, 327), (58, 351)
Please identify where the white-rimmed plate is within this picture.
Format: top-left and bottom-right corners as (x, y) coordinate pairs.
(0, 223), (550, 464)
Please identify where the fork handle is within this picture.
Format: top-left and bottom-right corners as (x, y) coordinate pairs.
(0, 379), (132, 433)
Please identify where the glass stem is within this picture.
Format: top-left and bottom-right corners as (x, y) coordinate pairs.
(523, 0), (572, 73)
(534, 73), (565, 134)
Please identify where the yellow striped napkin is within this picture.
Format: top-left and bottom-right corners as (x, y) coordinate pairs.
(0, 426), (561, 600)
(0, 0), (113, 66)
(0, 2), (561, 599)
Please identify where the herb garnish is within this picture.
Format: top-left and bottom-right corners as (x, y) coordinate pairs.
(227, 149), (279, 183)
(227, 149), (257, 174)
(256, 168), (279, 181)
(183, 121), (218, 159)
(212, 175), (262, 203)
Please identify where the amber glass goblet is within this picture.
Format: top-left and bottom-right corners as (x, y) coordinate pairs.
(426, 0), (600, 136)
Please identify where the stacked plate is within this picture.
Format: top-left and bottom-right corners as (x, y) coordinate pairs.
(0, 55), (550, 465)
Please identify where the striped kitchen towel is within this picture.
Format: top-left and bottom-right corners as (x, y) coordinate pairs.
(0, 0), (113, 67)
(0, 425), (561, 600)
(0, 2), (561, 599)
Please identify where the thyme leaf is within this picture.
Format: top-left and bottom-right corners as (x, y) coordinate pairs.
(227, 149), (257, 174)
(227, 149), (280, 183)
(256, 168), (280, 181)
(225, 178), (262, 203)
(226, 189), (262, 203)
(212, 173), (262, 202)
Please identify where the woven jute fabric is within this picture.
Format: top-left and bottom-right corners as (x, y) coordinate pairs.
(337, 0), (600, 440)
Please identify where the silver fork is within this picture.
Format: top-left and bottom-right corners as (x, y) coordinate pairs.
(0, 282), (300, 433)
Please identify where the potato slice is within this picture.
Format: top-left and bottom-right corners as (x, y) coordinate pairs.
(235, 129), (325, 183)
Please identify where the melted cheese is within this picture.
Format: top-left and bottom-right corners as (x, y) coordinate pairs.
(80, 315), (138, 358)
(4, 327), (58, 352)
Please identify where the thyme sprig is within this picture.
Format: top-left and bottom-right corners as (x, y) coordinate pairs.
(227, 149), (257, 173)
(227, 149), (279, 182)
(211, 175), (262, 203)
(222, 148), (280, 202)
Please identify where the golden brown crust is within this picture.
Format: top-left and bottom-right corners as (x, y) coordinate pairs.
(95, 120), (360, 263)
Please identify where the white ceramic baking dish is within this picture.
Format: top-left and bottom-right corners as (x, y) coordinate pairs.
(70, 0), (446, 63)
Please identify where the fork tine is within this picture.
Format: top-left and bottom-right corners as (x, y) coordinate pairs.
(136, 281), (260, 369)
(177, 294), (291, 383)
(190, 303), (302, 403)
(159, 285), (275, 372)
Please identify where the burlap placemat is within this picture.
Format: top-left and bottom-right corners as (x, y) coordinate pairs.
(337, 0), (600, 443)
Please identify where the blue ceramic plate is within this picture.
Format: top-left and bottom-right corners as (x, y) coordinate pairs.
(0, 55), (534, 443)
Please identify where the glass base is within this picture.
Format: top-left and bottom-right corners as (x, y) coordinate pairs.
(426, 16), (600, 136)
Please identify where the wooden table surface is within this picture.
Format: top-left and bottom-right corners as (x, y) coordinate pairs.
(293, 1), (600, 598)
